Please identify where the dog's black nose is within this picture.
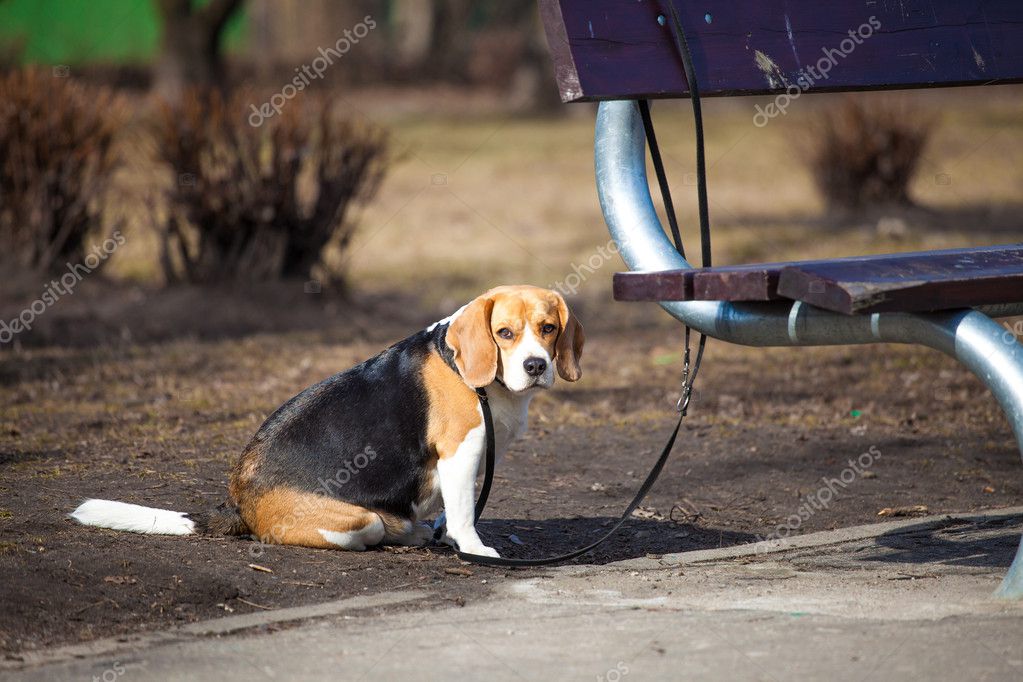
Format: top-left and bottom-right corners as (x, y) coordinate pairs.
(523, 357), (547, 377)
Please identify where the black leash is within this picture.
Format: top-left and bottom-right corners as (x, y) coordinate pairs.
(451, 3), (711, 567)
(455, 391), (685, 567)
(663, 1), (712, 268)
(472, 387), (496, 524)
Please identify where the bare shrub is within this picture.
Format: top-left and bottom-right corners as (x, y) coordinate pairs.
(153, 89), (388, 284)
(0, 68), (125, 273)
(805, 97), (934, 212)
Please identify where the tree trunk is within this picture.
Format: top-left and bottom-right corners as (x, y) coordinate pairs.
(152, 0), (244, 103)
(427, 0), (473, 81)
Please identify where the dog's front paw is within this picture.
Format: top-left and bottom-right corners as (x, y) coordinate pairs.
(462, 544), (500, 558)
(439, 529), (500, 558)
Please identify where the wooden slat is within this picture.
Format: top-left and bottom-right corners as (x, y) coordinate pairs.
(613, 244), (1023, 314)
(777, 247), (1023, 314)
(612, 269), (693, 302)
(540, 0), (1023, 102)
(614, 263), (785, 301)
(615, 258), (829, 302)
(692, 265), (783, 301)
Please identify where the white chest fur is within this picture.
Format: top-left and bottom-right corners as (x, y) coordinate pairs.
(415, 384), (531, 524)
(431, 383), (534, 557)
(484, 383), (533, 457)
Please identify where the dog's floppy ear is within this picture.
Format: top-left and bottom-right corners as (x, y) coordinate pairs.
(446, 296), (497, 388)
(555, 294), (585, 382)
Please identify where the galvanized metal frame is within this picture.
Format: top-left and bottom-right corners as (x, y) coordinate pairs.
(594, 99), (1023, 598)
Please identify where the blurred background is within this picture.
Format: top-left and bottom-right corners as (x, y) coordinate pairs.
(1, 0), (1022, 345)
(0, 0), (567, 334)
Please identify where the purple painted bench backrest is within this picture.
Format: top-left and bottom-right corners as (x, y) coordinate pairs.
(540, 0), (1023, 102)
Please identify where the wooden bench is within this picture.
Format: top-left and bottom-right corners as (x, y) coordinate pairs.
(614, 244), (1023, 314)
(539, 0), (1023, 597)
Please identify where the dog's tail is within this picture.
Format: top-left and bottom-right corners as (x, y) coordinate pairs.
(70, 499), (250, 536)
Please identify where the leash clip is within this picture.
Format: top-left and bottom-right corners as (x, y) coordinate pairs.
(676, 386), (692, 415)
(676, 344), (692, 415)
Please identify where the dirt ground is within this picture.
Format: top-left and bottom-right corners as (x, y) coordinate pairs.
(2, 86), (1023, 656)
(2, 283), (1021, 656)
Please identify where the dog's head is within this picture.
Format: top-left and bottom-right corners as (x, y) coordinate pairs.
(445, 285), (584, 392)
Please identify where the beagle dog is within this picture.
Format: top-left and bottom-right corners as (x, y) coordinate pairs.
(71, 285), (584, 558)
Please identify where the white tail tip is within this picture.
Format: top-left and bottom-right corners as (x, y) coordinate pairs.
(70, 499), (195, 536)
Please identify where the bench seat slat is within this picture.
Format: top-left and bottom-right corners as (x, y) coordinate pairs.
(613, 244), (1023, 314)
(778, 247), (1023, 314)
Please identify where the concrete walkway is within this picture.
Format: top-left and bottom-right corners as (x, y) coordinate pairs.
(5, 509), (1023, 681)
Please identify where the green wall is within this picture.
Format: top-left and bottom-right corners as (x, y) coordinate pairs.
(0, 0), (247, 65)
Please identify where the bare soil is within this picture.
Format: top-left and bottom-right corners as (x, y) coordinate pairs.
(2, 282), (1020, 656)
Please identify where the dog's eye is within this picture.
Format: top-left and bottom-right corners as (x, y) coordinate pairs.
(496, 328), (514, 340)
(541, 323), (557, 335)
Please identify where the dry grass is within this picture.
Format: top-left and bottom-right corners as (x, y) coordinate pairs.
(324, 88), (1023, 305)
(87, 85), (1023, 300)
(0, 69), (126, 273)
(803, 97), (934, 210)
(153, 88), (388, 284)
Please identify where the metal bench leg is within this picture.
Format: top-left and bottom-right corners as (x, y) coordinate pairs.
(951, 315), (1023, 599)
(998, 527), (1023, 598)
(594, 99), (1023, 597)
(897, 309), (1023, 598)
